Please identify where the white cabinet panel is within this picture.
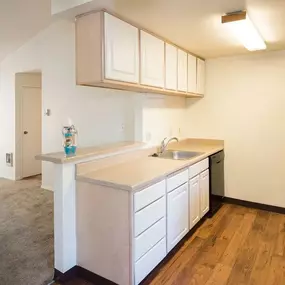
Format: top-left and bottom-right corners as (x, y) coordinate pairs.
(197, 58), (206, 95)
(134, 180), (166, 212)
(167, 169), (188, 193)
(189, 175), (200, 229)
(135, 237), (166, 285)
(200, 169), (210, 217)
(135, 217), (166, 261)
(165, 43), (177, 90)
(104, 13), (139, 83)
(177, 49), (188, 92)
(189, 158), (209, 179)
(188, 54), (197, 93)
(134, 196), (166, 237)
(167, 183), (189, 252)
(140, 31), (164, 88)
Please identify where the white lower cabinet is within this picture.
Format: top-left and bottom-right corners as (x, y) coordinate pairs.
(135, 237), (166, 285)
(135, 217), (166, 261)
(200, 169), (210, 218)
(133, 162), (210, 284)
(167, 183), (189, 252)
(189, 175), (200, 229)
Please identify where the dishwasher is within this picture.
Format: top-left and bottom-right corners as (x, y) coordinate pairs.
(209, 151), (225, 216)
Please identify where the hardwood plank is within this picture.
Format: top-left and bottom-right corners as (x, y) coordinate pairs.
(249, 213), (285, 285)
(226, 210), (270, 285)
(164, 205), (237, 285)
(219, 210), (257, 268)
(205, 263), (232, 285)
(273, 214), (285, 256)
(265, 255), (285, 285)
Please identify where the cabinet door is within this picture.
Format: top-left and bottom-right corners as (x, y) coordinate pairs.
(200, 169), (209, 217)
(165, 43), (177, 90)
(104, 13), (139, 83)
(189, 175), (200, 229)
(197, 58), (206, 95)
(177, 49), (187, 92)
(188, 54), (197, 93)
(167, 183), (189, 252)
(140, 31), (164, 88)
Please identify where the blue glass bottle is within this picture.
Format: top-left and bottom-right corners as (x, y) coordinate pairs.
(62, 125), (78, 157)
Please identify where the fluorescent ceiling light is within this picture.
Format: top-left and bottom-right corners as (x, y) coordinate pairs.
(222, 11), (266, 51)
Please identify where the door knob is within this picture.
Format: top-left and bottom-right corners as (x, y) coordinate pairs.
(24, 131), (28, 135)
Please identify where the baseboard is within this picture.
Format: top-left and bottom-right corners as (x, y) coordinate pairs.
(41, 184), (53, 191)
(53, 266), (117, 284)
(224, 197), (285, 214)
(54, 267), (78, 283)
(77, 266), (117, 285)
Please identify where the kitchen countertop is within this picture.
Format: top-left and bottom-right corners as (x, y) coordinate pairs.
(76, 139), (224, 191)
(35, 141), (145, 164)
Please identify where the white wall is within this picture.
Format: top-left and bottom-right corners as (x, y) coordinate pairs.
(0, 19), (186, 188)
(142, 95), (187, 145)
(186, 50), (285, 208)
(0, 20), (136, 188)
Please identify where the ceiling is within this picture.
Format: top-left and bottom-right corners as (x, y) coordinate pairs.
(0, 0), (51, 62)
(0, 0), (285, 62)
(106, 0), (285, 58)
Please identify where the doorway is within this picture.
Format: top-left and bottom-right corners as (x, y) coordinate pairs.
(15, 72), (42, 180)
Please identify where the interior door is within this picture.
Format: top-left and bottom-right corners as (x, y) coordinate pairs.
(167, 183), (189, 252)
(189, 175), (200, 229)
(22, 86), (42, 178)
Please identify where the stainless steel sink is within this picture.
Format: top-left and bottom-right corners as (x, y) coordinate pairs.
(150, 150), (204, 160)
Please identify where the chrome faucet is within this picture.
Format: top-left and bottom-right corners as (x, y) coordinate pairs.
(159, 137), (179, 154)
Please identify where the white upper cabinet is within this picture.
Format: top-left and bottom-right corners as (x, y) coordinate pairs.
(167, 183), (189, 252)
(104, 13), (139, 83)
(140, 31), (164, 88)
(165, 43), (177, 91)
(188, 54), (197, 93)
(189, 175), (200, 229)
(76, 10), (205, 97)
(197, 58), (206, 95)
(177, 49), (188, 92)
(200, 169), (210, 218)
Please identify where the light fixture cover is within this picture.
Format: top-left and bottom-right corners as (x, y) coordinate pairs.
(222, 11), (266, 51)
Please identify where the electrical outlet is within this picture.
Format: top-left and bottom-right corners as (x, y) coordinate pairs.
(6, 153), (13, 167)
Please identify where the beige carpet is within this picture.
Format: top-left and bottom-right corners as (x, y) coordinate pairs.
(0, 176), (54, 285)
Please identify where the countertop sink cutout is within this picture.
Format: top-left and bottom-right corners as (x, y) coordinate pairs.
(150, 150), (204, 160)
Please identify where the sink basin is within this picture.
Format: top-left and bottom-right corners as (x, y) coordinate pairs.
(150, 150), (204, 160)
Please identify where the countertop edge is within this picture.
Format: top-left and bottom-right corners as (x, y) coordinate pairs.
(35, 142), (146, 164)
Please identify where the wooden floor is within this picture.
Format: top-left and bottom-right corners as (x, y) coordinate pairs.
(57, 204), (285, 285)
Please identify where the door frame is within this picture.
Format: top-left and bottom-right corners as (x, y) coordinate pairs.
(15, 72), (42, 180)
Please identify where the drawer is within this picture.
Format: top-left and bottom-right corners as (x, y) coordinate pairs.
(135, 196), (166, 237)
(135, 217), (166, 261)
(134, 180), (166, 212)
(135, 237), (166, 285)
(189, 158), (209, 179)
(167, 169), (188, 192)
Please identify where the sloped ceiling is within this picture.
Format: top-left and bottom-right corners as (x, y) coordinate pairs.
(0, 0), (51, 62)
